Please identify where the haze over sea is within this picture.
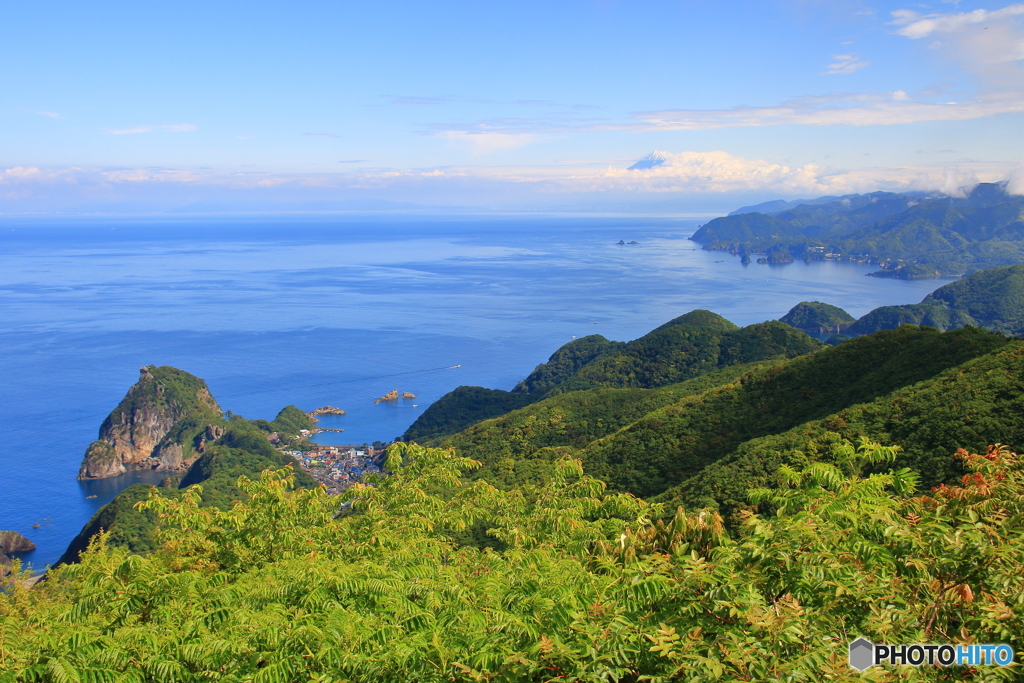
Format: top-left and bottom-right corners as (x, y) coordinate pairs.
(1, 214), (941, 568)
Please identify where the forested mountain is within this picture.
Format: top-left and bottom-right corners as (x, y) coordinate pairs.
(432, 325), (1014, 505)
(778, 301), (855, 336)
(692, 182), (1024, 277)
(847, 264), (1024, 336)
(405, 312), (820, 442)
(776, 264), (1024, 341)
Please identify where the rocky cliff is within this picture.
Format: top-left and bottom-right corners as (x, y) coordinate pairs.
(78, 366), (224, 479)
(0, 531), (36, 577)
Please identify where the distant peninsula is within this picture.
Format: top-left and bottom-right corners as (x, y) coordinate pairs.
(691, 182), (1024, 278)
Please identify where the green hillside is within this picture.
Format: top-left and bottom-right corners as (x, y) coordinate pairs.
(443, 361), (782, 487)
(779, 301), (854, 335)
(512, 334), (625, 395)
(406, 311), (820, 442)
(661, 338), (1024, 522)
(506, 326), (1007, 499)
(847, 264), (1024, 336)
(404, 386), (536, 443)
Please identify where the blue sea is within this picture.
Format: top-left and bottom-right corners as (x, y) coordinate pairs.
(0, 213), (942, 569)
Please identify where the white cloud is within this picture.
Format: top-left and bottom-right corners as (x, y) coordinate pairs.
(1007, 161), (1024, 194)
(625, 4), (1024, 132)
(342, 151), (1016, 198)
(2, 166), (43, 179)
(822, 53), (870, 74)
(892, 4), (1024, 42)
(630, 89), (1024, 130)
(426, 6), (1023, 136)
(35, 111), (61, 119)
(892, 4), (1024, 74)
(99, 168), (205, 183)
(108, 124), (197, 135)
(938, 166), (980, 196)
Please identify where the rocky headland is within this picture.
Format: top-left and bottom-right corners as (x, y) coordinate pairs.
(77, 365), (224, 480)
(0, 530), (36, 577)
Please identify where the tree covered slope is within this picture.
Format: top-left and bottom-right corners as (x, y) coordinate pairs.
(406, 311), (820, 443)
(847, 264), (1024, 336)
(452, 325), (1008, 501)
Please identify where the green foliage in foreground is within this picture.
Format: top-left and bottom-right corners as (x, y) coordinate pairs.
(5, 442), (1024, 682)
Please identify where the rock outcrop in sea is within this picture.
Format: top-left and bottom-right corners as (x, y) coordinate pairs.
(306, 406), (346, 421)
(78, 366), (223, 480)
(0, 531), (36, 576)
(374, 390), (399, 403)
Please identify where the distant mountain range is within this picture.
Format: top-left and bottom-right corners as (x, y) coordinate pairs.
(692, 182), (1024, 278)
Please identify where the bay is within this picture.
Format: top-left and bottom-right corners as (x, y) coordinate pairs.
(0, 213), (941, 569)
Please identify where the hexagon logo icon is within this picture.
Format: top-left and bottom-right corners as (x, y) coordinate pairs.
(849, 638), (875, 671)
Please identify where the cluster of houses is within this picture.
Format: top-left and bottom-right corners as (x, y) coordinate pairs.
(286, 445), (385, 494)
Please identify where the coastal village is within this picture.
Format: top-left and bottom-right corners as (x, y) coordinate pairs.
(285, 444), (385, 495)
(289, 400), (403, 493)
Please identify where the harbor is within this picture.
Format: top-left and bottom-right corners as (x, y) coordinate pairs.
(288, 444), (386, 495)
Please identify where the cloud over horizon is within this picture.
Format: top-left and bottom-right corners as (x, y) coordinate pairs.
(1, 150), (1017, 213)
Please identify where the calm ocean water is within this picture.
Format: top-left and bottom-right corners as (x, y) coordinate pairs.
(0, 213), (941, 569)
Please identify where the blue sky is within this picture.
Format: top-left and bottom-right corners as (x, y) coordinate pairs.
(3, 0), (1022, 212)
